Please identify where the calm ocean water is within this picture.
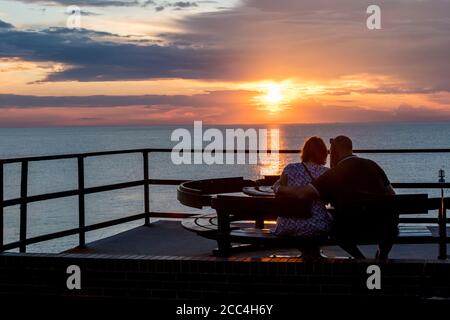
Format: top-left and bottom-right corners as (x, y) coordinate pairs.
(1, 122), (449, 253)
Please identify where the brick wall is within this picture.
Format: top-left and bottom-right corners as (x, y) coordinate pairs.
(0, 253), (449, 304)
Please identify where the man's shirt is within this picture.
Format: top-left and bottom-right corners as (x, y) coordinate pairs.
(311, 156), (391, 206)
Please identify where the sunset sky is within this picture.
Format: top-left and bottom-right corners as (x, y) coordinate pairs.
(0, 0), (449, 126)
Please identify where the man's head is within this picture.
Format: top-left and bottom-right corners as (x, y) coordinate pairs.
(329, 135), (353, 167)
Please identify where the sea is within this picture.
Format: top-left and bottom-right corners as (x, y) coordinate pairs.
(1, 122), (449, 253)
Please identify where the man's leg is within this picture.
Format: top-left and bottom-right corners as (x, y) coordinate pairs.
(376, 224), (398, 260)
(376, 242), (393, 260)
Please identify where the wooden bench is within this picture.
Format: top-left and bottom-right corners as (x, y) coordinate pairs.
(182, 194), (449, 259)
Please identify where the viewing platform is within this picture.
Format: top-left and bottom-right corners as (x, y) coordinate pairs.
(1, 148), (450, 305)
(67, 220), (449, 260)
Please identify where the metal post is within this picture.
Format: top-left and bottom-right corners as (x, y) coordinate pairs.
(438, 169), (447, 260)
(0, 161), (4, 252)
(216, 209), (231, 256)
(143, 151), (150, 226)
(77, 156), (86, 248)
(255, 218), (264, 229)
(19, 161), (28, 253)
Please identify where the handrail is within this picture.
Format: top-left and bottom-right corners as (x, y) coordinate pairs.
(2, 180), (449, 209)
(2, 147), (450, 164)
(0, 148), (448, 255)
(2, 179), (186, 207)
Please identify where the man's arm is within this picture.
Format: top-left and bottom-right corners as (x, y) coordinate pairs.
(377, 163), (395, 196)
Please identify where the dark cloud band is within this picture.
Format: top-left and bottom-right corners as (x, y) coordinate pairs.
(0, 23), (239, 81)
(0, 91), (256, 108)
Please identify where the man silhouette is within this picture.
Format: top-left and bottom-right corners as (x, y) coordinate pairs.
(276, 135), (397, 259)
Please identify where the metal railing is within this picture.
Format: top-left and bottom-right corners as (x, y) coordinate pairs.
(0, 148), (449, 254)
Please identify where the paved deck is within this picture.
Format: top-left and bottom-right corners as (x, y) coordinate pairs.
(67, 220), (449, 260)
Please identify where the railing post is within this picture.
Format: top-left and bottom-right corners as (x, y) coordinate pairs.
(77, 156), (86, 248)
(0, 160), (4, 252)
(143, 151), (150, 226)
(438, 197), (447, 260)
(255, 218), (264, 229)
(438, 169), (447, 260)
(216, 209), (231, 257)
(19, 161), (28, 253)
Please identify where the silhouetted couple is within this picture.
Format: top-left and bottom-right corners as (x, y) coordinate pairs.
(273, 135), (397, 260)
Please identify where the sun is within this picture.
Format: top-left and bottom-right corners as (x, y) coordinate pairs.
(257, 82), (288, 113)
(250, 81), (294, 114)
(264, 83), (284, 104)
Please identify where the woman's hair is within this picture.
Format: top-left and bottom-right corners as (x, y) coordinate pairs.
(301, 136), (328, 165)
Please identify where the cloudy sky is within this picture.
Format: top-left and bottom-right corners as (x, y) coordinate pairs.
(0, 0), (449, 126)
